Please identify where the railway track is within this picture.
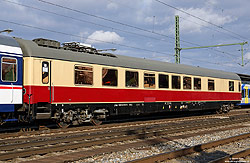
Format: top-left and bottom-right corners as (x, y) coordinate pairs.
(0, 108), (248, 139)
(129, 133), (250, 163)
(0, 111), (249, 162)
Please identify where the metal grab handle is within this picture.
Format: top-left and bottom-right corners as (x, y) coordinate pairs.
(11, 83), (13, 103)
(52, 83), (54, 102)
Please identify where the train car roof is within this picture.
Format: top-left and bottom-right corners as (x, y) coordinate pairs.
(15, 37), (240, 80)
(0, 35), (20, 47)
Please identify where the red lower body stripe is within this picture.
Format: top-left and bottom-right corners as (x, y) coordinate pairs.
(0, 86), (22, 89)
(23, 85), (241, 104)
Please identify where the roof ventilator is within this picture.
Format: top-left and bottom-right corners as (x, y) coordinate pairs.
(62, 42), (117, 58)
(33, 38), (60, 49)
(32, 38), (116, 58)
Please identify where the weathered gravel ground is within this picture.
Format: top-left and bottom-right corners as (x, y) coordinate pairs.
(75, 125), (250, 163)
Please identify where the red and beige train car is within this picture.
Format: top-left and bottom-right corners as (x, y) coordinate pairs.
(4, 37), (242, 125)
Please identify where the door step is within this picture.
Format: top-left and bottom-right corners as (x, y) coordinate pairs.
(36, 113), (51, 119)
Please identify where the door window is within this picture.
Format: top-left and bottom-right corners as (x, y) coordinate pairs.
(42, 61), (49, 84)
(1, 57), (17, 82)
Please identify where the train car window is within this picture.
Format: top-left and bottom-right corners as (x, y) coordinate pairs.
(42, 62), (49, 84)
(1, 57), (17, 82)
(183, 76), (191, 89)
(126, 71), (138, 87)
(239, 82), (241, 92)
(242, 90), (245, 98)
(75, 65), (93, 85)
(172, 75), (181, 89)
(194, 78), (201, 90)
(102, 68), (117, 86)
(144, 73), (155, 88)
(208, 79), (215, 90)
(229, 81), (234, 91)
(159, 74), (169, 88)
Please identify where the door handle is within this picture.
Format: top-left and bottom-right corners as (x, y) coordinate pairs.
(11, 83), (13, 103)
(52, 83), (54, 102)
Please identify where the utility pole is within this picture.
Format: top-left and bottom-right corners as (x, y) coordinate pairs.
(174, 15), (248, 66)
(175, 15), (180, 64)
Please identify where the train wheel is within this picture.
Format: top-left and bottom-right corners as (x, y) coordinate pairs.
(90, 118), (102, 126)
(20, 127), (35, 132)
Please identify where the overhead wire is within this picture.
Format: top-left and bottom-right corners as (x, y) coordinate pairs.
(1, 0), (174, 46)
(179, 16), (244, 42)
(36, 0), (177, 41)
(0, 19), (238, 67)
(154, 0), (249, 42)
(103, 0), (246, 63)
(0, 19), (174, 57)
(0, 0), (245, 67)
(35, 0), (243, 63)
(35, 0), (221, 47)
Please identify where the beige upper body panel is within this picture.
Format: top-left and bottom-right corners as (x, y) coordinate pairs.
(23, 57), (241, 93)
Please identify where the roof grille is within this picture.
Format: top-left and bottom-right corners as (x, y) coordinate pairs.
(33, 38), (60, 49)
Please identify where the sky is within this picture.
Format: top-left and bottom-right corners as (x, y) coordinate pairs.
(0, 0), (250, 75)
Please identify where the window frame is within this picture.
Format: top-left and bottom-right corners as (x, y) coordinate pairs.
(144, 72), (155, 89)
(194, 77), (201, 90)
(239, 82), (241, 92)
(159, 74), (169, 89)
(242, 89), (245, 98)
(229, 81), (234, 92)
(183, 76), (192, 90)
(74, 65), (93, 86)
(125, 70), (139, 88)
(102, 68), (118, 87)
(42, 61), (49, 84)
(208, 79), (215, 91)
(1, 57), (18, 82)
(172, 75), (181, 89)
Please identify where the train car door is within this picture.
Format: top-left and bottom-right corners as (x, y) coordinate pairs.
(0, 35), (23, 113)
(245, 86), (249, 104)
(41, 60), (52, 103)
(1, 57), (22, 104)
(242, 85), (249, 104)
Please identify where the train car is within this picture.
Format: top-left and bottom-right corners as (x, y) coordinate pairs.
(0, 35), (23, 124)
(0, 36), (242, 126)
(240, 84), (250, 106)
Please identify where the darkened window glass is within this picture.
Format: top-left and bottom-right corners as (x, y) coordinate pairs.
(183, 76), (191, 89)
(1, 57), (17, 82)
(144, 73), (155, 88)
(102, 68), (117, 86)
(126, 71), (138, 87)
(194, 78), (201, 90)
(159, 74), (169, 88)
(172, 75), (181, 89)
(242, 90), (245, 98)
(229, 81), (234, 91)
(75, 65), (93, 85)
(239, 82), (241, 92)
(208, 79), (215, 90)
(42, 61), (49, 84)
